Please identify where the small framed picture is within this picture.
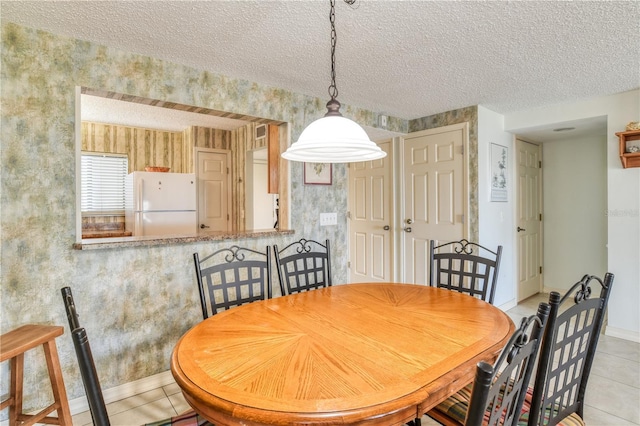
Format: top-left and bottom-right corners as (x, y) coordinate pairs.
(490, 143), (508, 202)
(304, 163), (332, 185)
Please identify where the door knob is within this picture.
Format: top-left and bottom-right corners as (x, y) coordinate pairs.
(405, 218), (413, 224)
(517, 226), (526, 232)
(383, 225), (390, 231)
(404, 227), (412, 233)
(200, 224), (210, 229)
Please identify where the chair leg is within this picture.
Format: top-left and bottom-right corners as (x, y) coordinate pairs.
(9, 354), (23, 426)
(43, 339), (73, 426)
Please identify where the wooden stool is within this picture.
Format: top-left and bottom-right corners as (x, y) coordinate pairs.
(1, 324), (72, 426)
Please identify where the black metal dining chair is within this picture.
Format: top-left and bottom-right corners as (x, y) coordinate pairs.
(274, 238), (332, 296)
(466, 303), (550, 426)
(60, 287), (110, 426)
(413, 302), (550, 426)
(422, 272), (614, 426)
(193, 245), (273, 319)
(429, 239), (503, 304)
(519, 272), (614, 426)
(62, 286), (214, 426)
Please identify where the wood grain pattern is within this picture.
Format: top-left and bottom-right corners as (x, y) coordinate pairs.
(267, 124), (279, 194)
(0, 325), (72, 426)
(171, 283), (514, 425)
(81, 122), (185, 173)
(275, 124), (289, 230)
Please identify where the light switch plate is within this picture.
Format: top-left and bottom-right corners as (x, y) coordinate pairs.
(320, 212), (337, 226)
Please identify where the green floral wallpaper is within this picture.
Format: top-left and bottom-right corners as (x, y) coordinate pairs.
(0, 22), (406, 412)
(1, 22), (479, 415)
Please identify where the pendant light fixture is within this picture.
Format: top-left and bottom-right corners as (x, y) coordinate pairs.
(282, 0), (386, 163)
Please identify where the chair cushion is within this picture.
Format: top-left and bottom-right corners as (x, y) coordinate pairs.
(518, 387), (586, 426)
(431, 382), (474, 424)
(430, 382), (509, 425)
(431, 384), (586, 426)
(145, 410), (213, 426)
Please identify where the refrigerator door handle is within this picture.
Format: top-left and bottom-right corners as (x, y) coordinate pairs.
(137, 179), (143, 212)
(135, 212), (143, 235)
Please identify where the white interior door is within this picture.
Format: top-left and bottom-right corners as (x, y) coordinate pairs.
(348, 140), (393, 283)
(196, 148), (231, 232)
(516, 139), (542, 300)
(402, 124), (468, 284)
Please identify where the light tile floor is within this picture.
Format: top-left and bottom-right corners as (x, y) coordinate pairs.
(71, 293), (640, 426)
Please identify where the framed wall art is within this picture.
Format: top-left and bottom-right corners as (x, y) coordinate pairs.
(490, 143), (508, 202)
(304, 162), (332, 185)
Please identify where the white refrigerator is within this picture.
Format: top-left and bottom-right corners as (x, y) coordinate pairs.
(125, 172), (196, 236)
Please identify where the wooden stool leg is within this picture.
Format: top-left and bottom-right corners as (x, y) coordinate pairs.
(9, 353), (23, 426)
(42, 339), (72, 426)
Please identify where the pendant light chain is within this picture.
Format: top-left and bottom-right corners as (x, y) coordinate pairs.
(281, 0), (386, 163)
(328, 0), (338, 101)
(328, 0), (356, 102)
(324, 0), (342, 117)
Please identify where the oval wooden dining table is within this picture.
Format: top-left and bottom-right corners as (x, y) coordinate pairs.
(171, 283), (514, 426)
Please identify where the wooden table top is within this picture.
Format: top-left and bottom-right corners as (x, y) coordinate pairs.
(171, 283), (514, 426)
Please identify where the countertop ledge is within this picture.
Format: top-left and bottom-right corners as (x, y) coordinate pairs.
(73, 229), (295, 250)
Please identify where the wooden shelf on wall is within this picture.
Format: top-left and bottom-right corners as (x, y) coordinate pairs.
(616, 130), (640, 168)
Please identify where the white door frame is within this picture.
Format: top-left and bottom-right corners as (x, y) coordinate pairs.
(399, 123), (470, 283)
(347, 123), (470, 284)
(195, 147), (232, 232)
(347, 138), (397, 283)
(515, 138), (543, 300)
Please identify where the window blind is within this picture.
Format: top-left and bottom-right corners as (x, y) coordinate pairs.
(81, 153), (128, 214)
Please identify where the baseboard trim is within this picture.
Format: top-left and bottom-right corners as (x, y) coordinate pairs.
(605, 325), (640, 343)
(498, 298), (517, 312)
(68, 370), (175, 415)
(542, 285), (563, 295)
(0, 371), (175, 425)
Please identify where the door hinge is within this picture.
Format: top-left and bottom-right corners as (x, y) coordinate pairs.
(227, 167), (229, 174)
(538, 161), (542, 168)
(539, 266), (543, 274)
(347, 261), (351, 268)
(347, 211), (351, 219)
(539, 213), (542, 221)
(227, 214), (229, 220)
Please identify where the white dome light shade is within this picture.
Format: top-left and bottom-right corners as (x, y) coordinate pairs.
(282, 115), (387, 163)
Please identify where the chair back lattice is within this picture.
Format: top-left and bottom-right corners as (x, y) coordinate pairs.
(274, 238), (332, 296)
(526, 272), (614, 426)
(193, 245), (273, 319)
(60, 287), (110, 426)
(466, 302), (550, 426)
(429, 239), (503, 304)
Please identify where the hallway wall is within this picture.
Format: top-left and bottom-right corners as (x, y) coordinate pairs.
(504, 90), (640, 341)
(542, 134), (607, 291)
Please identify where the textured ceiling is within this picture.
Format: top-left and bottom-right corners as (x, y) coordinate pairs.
(2, 1), (639, 137)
